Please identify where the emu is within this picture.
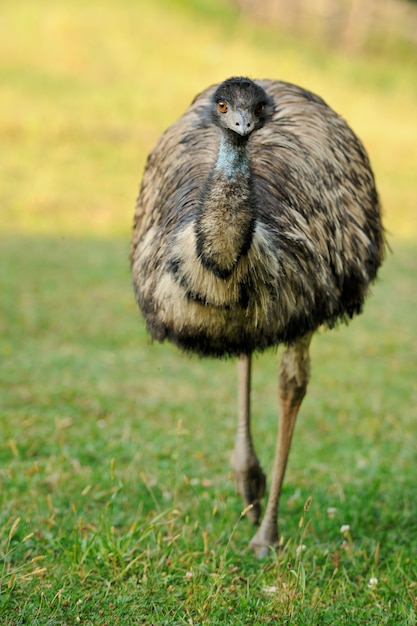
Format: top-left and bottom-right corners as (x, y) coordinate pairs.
(131, 77), (384, 558)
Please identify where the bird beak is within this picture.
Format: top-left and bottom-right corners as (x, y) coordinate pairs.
(230, 111), (255, 137)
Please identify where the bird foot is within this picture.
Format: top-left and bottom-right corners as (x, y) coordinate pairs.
(232, 461), (266, 525)
(249, 523), (279, 559)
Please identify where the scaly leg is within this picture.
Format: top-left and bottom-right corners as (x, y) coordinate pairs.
(249, 334), (312, 558)
(231, 353), (266, 525)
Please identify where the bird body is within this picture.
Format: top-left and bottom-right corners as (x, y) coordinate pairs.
(132, 78), (384, 358)
(131, 77), (385, 557)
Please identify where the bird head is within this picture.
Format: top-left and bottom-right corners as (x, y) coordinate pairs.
(212, 77), (271, 139)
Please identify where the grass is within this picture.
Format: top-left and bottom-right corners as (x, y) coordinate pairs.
(1, 0), (417, 623)
(1, 237), (416, 624)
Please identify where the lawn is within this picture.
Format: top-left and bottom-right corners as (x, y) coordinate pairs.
(1, 0), (416, 624)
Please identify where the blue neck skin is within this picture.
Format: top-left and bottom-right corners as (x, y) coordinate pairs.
(214, 132), (250, 179)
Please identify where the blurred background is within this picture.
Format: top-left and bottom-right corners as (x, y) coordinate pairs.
(2, 0), (416, 241)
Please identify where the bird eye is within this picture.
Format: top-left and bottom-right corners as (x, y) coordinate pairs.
(255, 103), (265, 115)
(217, 101), (227, 113)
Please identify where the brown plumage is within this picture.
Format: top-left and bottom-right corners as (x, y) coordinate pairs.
(131, 77), (384, 557)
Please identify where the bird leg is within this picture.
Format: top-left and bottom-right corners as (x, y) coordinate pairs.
(231, 353), (266, 525)
(249, 333), (312, 558)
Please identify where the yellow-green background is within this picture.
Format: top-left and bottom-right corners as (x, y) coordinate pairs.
(2, 0), (416, 240)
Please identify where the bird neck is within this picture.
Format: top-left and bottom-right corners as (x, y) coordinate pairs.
(215, 131), (250, 177)
(194, 131), (255, 279)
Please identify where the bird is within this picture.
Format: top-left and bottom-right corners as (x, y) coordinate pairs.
(131, 76), (385, 558)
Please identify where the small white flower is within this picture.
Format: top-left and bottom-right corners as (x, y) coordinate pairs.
(296, 544), (307, 555)
(340, 524), (350, 534)
(327, 507), (337, 518)
(185, 571), (193, 580)
(368, 577), (378, 589)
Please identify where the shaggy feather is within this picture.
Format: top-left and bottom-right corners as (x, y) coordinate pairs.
(131, 78), (384, 358)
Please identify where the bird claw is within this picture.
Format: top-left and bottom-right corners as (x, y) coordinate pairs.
(233, 463), (266, 525)
(249, 541), (272, 560)
(249, 524), (279, 559)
